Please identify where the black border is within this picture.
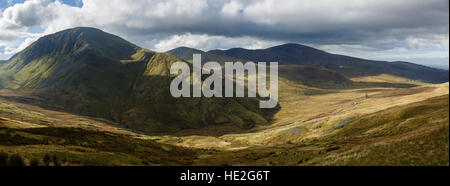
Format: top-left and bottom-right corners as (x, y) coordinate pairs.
(1, 166), (449, 185)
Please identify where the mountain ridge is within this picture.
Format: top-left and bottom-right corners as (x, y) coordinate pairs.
(167, 46), (245, 64)
(0, 27), (275, 133)
(201, 43), (449, 83)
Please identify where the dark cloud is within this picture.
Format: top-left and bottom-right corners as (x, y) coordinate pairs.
(99, 0), (449, 52)
(0, 0), (448, 65)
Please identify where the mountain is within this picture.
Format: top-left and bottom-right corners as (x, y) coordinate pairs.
(168, 47), (363, 89)
(167, 47), (245, 64)
(207, 43), (449, 83)
(0, 27), (275, 133)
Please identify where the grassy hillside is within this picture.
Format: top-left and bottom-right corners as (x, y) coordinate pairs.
(0, 127), (199, 166)
(168, 45), (445, 89)
(0, 27), (447, 166)
(1, 94), (447, 165)
(0, 27), (275, 133)
(0, 74), (447, 166)
(195, 95), (449, 166)
(208, 43), (449, 83)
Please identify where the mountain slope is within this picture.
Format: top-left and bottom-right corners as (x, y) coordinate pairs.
(0, 126), (199, 165)
(208, 43), (449, 83)
(0, 27), (139, 89)
(197, 94), (449, 166)
(167, 46), (245, 64)
(0, 27), (275, 133)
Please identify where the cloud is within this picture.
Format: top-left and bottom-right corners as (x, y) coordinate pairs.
(220, 0), (244, 18)
(2, 0), (53, 27)
(0, 36), (39, 55)
(153, 33), (282, 52)
(0, 0), (448, 65)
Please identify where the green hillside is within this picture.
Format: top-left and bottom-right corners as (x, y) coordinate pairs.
(0, 126), (200, 166)
(168, 47), (423, 89)
(208, 43), (449, 83)
(197, 95), (449, 166)
(0, 27), (275, 133)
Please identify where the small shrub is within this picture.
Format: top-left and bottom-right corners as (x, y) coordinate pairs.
(30, 158), (40, 166)
(7, 154), (25, 166)
(0, 152), (8, 166)
(52, 155), (60, 166)
(43, 154), (51, 166)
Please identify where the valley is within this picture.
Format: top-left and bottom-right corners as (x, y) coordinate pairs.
(0, 27), (448, 166)
(0, 75), (448, 165)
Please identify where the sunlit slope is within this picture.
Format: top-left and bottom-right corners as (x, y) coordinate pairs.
(0, 74), (448, 166)
(0, 27), (274, 133)
(195, 94), (449, 166)
(0, 127), (199, 166)
(151, 83), (448, 150)
(208, 43), (449, 83)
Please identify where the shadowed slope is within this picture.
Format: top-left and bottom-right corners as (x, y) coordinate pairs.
(208, 43), (449, 83)
(167, 46), (245, 64)
(0, 27), (276, 133)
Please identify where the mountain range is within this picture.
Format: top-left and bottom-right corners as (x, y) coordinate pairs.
(168, 44), (449, 83)
(0, 27), (274, 133)
(0, 27), (448, 134)
(0, 27), (448, 166)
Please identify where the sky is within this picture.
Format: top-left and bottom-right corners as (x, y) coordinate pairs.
(0, 0), (448, 69)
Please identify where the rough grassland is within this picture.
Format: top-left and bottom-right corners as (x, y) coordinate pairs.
(0, 72), (448, 166)
(194, 95), (449, 166)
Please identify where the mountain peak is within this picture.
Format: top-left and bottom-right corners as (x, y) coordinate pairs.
(0, 27), (273, 133)
(52, 26), (105, 35)
(167, 46), (205, 53)
(267, 43), (327, 54)
(68, 26), (104, 32)
(40, 27), (112, 45)
(271, 43), (305, 48)
(12, 27), (139, 62)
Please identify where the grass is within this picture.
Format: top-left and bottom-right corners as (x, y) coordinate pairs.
(194, 95), (449, 166)
(0, 81), (447, 166)
(0, 127), (199, 166)
(0, 31), (448, 165)
(0, 27), (275, 133)
(351, 74), (428, 85)
(149, 81), (448, 150)
(0, 102), (46, 119)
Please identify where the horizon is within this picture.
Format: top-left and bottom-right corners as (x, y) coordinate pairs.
(0, 0), (448, 171)
(1, 26), (449, 70)
(0, 0), (448, 69)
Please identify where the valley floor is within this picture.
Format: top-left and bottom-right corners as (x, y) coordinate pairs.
(0, 81), (448, 166)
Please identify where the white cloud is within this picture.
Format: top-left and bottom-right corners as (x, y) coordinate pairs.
(0, 36), (39, 55)
(220, 0), (244, 18)
(153, 32), (281, 52)
(0, 0), (448, 66)
(2, 0), (53, 27)
(318, 44), (375, 52)
(14, 36), (39, 52)
(405, 34), (449, 50)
